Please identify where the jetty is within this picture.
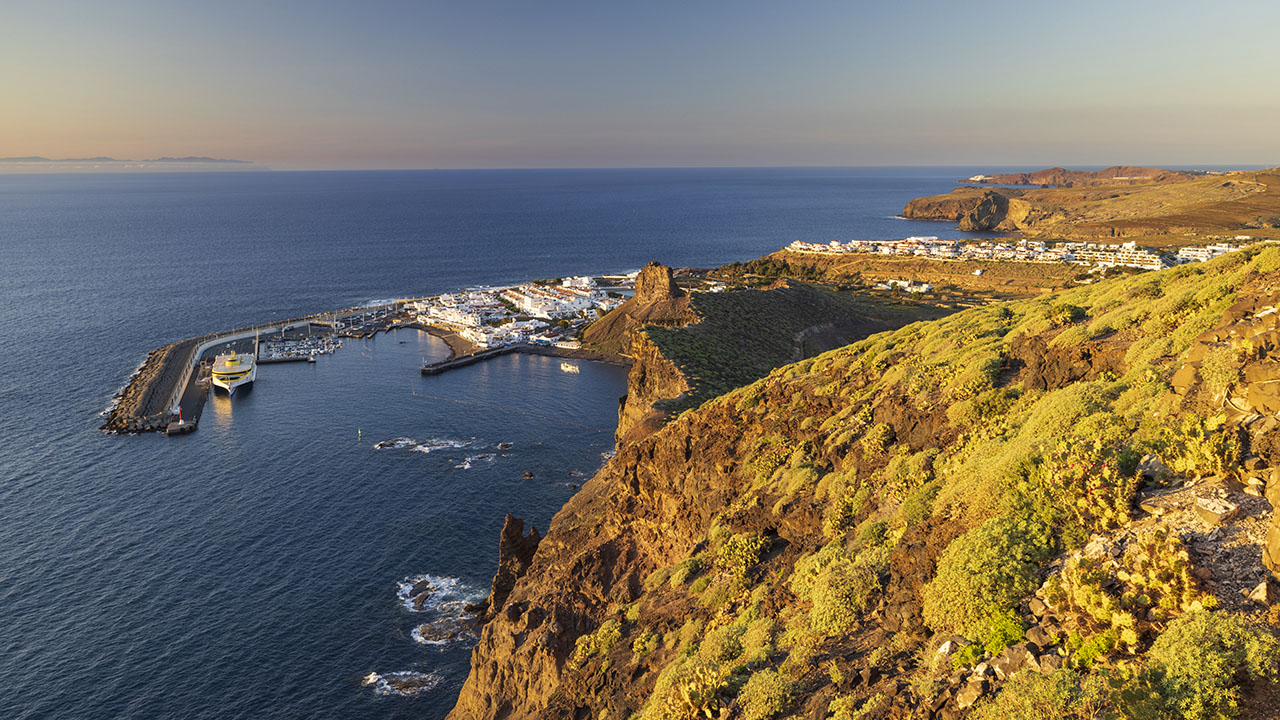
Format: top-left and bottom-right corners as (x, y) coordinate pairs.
(421, 343), (625, 376)
(101, 302), (412, 435)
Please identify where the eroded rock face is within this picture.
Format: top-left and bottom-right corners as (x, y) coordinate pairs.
(472, 515), (542, 621)
(634, 262), (684, 304)
(957, 190), (1011, 232)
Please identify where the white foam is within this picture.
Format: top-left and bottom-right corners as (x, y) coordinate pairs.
(414, 437), (475, 454)
(452, 453), (497, 470)
(363, 671), (443, 697)
(396, 574), (483, 614)
(411, 620), (476, 648)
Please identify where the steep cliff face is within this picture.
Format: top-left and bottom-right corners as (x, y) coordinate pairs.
(451, 246), (1280, 720)
(616, 332), (691, 442)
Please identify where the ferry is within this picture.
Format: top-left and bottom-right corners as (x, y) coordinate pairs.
(211, 349), (256, 395)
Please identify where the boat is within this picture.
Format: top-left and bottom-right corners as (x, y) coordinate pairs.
(559, 362), (580, 374)
(211, 349), (256, 395)
(307, 353), (316, 363)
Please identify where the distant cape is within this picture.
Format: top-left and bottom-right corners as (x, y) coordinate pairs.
(0, 155), (252, 164)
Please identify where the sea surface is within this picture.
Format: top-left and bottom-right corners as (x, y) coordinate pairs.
(0, 167), (999, 719)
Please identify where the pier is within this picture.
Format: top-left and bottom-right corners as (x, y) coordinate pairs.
(420, 344), (626, 376)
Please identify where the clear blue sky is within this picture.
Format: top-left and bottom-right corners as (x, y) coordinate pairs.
(4, 0), (1279, 169)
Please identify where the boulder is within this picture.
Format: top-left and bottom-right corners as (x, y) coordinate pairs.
(1194, 497), (1239, 525)
(1026, 625), (1055, 649)
(955, 677), (987, 709)
(1248, 579), (1277, 605)
(992, 644), (1035, 679)
(1028, 597), (1048, 617)
(1265, 519), (1280, 579)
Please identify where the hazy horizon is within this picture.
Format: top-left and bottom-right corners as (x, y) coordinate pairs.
(5, 0), (1280, 170)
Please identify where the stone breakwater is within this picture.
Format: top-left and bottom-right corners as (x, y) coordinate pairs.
(100, 337), (203, 433)
(101, 301), (408, 435)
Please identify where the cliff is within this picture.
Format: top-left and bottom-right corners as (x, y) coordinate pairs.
(586, 264), (938, 443)
(966, 166), (1202, 187)
(450, 246), (1280, 720)
(903, 169), (1280, 244)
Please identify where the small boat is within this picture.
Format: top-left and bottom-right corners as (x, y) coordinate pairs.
(559, 362), (580, 374)
(307, 354), (316, 363)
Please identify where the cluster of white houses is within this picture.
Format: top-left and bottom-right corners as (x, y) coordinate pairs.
(410, 276), (626, 350)
(785, 236), (1243, 271)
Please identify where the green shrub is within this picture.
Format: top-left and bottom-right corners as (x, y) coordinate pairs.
(698, 623), (746, 664)
(740, 617), (778, 666)
(669, 556), (704, 587)
(571, 618), (622, 669)
(642, 658), (728, 720)
(969, 667), (1113, 719)
(809, 557), (879, 635)
(823, 485), (870, 539)
(1161, 413), (1243, 479)
(737, 669), (793, 720)
(633, 630), (661, 655)
(921, 515), (1053, 640)
(854, 519), (888, 549)
(1200, 346), (1243, 398)
(897, 480), (940, 529)
(1051, 303), (1087, 327)
(983, 609), (1026, 656)
(1147, 611), (1280, 720)
(716, 533), (771, 583)
(952, 642), (983, 669)
(828, 692), (884, 720)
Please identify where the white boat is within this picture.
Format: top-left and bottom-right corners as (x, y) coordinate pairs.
(211, 349), (256, 395)
(559, 362), (580, 374)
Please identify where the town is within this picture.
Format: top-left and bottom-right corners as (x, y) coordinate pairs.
(408, 274), (633, 350)
(784, 236), (1247, 271)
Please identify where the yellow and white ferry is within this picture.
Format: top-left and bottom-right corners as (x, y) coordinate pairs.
(211, 349), (256, 395)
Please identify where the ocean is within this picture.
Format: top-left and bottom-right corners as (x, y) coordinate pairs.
(0, 167), (991, 719)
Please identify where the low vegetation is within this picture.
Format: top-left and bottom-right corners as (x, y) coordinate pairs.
(525, 246), (1280, 720)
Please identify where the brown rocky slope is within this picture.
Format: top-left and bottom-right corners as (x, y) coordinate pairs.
(450, 246), (1280, 720)
(903, 169), (1280, 245)
(967, 166), (1202, 187)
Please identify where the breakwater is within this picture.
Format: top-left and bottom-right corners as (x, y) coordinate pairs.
(421, 344), (627, 376)
(100, 302), (409, 434)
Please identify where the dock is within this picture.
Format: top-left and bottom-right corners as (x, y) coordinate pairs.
(420, 344), (626, 376)
(420, 347), (520, 375)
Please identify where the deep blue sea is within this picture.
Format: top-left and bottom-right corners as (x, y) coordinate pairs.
(0, 167), (994, 719)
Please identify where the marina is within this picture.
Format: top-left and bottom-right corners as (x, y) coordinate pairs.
(102, 275), (638, 437)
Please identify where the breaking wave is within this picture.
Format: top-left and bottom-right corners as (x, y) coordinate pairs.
(362, 670), (443, 697)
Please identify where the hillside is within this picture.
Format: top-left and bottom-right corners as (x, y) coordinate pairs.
(903, 169), (1280, 245)
(966, 166), (1202, 187)
(584, 263), (947, 442)
(450, 246), (1280, 720)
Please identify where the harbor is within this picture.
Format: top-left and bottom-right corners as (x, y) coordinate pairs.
(102, 274), (639, 437)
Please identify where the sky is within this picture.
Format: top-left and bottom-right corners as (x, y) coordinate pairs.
(3, 0), (1280, 170)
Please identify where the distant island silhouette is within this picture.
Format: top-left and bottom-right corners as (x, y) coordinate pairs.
(0, 155), (251, 164)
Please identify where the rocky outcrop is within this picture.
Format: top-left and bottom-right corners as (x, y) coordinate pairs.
(957, 190), (1011, 231)
(1009, 332), (1129, 392)
(471, 514), (543, 621)
(1168, 290), (1280, 581)
(634, 261), (684, 304)
(616, 332), (691, 443)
